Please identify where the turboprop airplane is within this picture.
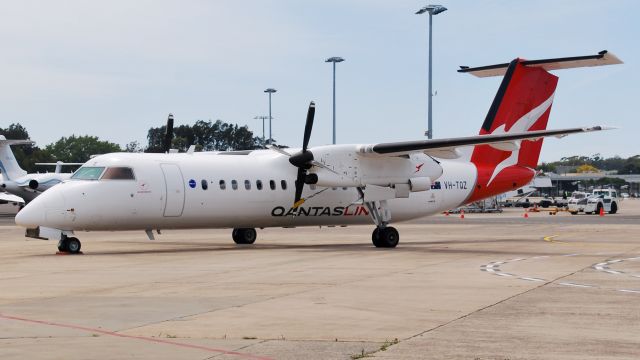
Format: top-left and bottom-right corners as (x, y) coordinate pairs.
(15, 51), (622, 254)
(0, 136), (83, 203)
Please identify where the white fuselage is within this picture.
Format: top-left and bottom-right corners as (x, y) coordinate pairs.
(17, 150), (478, 231)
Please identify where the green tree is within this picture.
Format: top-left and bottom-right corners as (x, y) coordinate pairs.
(146, 119), (264, 152)
(45, 135), (122, 163)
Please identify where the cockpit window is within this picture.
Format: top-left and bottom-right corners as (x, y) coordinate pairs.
(101, 167), (135, 180)
(71, 167), (105, 180)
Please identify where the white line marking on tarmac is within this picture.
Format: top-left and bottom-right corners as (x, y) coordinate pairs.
(558, 282), (594, 288)
(480, 253), (640, 295)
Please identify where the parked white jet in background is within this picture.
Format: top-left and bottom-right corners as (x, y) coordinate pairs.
(0, 136), (82, 203)
(16, 51), (622, 254)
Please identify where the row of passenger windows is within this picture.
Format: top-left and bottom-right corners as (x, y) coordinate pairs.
(199, 179), (288, 191)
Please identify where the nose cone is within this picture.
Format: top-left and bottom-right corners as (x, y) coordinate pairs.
(15, 202), (44, 228)
(15, 187), (66, 228)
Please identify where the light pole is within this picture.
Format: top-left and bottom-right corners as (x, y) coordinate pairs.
(254, 115), (269, 146)
(264, 88), (277, 144)
(325, 56), (344, 144)
(416, 4), (447, 139)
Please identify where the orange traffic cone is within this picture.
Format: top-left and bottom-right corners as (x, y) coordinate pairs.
(524, 210), (529, 218)
(599, 206), (605, 217)
(460, 209), (465, 219)
(444, 210), (450, 216)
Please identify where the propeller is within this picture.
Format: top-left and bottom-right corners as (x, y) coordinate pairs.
(162, 113), (174, 153)
(288, 102), (316, 208)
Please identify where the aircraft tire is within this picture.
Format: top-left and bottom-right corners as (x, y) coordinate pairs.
(371, 228), (382, 247)
(233, 228), (257, 244)
(57, 238), (69, 252)
(372, 227), (399, 248)
(66, 237), (82, 254)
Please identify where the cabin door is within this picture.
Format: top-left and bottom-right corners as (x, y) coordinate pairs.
(160, 163), (185, 217)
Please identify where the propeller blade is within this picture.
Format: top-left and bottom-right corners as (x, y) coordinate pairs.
(293, 167), (307, 209)
(163, 113), (174, 153)
(302, 102), (315, 152)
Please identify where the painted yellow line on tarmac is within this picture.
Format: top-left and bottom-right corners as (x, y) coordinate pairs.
(543, 235), (561, 243)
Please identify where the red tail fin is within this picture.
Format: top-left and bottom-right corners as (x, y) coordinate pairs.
(468, 59), (558, 202)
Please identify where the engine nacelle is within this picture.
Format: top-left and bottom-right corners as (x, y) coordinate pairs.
(28, 179), (39, 190)
(408, 177), (431, 192)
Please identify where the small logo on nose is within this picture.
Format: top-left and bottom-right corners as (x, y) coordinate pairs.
(415, 163), (425, 173)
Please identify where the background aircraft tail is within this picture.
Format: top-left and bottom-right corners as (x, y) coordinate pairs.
(460, 51), (622, 201)
(0, 136), (33, 181)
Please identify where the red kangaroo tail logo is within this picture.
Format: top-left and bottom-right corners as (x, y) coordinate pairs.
(468, 59), (558, 202)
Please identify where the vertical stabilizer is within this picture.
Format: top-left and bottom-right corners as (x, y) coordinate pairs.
(0, 136), (33, 181)
(467, 59), (558, 201)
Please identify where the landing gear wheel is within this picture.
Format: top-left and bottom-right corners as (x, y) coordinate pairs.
(610, 202), (618, 214)
(372, 227), (399, 248)
(232, 228), (257, 245)
(57, 238), (69, 252)
(66, 237), (81, 254)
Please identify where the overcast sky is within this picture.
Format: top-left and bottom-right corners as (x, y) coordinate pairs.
(1, 0), (637, 162)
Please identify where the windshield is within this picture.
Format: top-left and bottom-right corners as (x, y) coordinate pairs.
(101, 167), (135, 180)
(572, 193), (585, 199)
(71, 167), (105, 180)
(593, 191), (609, 196)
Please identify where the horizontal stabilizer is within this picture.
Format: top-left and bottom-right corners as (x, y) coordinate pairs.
(0, 135), (34, 146)
(458, 51), (622, 78)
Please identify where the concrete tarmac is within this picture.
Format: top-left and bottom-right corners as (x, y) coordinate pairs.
(1, 200), (639, 359)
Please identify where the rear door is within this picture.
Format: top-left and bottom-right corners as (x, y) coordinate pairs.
(160, 163), (185, 217)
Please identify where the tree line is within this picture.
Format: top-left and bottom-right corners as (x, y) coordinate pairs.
(538, 153), (640, 174)
(1, 120), (268, 173)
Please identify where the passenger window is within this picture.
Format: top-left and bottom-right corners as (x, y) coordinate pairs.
(256, 180), (263, 190)
(245, 180), (251, 190)
(281, 180), (287, 190)
(101, 167), (135, 180)
(219, 180), (226, 190)
(201, 180), (208, 190)
(231, 180), (238, 190)
(270, 180), (276, 190)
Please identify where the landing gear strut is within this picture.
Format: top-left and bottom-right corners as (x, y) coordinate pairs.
(358, 188), (400, 248)
(57, 236), (82, 254)
(232, 228), (257, 245)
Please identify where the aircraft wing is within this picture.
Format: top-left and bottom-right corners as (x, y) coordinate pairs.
(0, 192), (24, 204)
(363, 126), (610, 158)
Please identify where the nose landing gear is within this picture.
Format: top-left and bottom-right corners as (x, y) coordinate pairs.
(57, 236), (82, 254)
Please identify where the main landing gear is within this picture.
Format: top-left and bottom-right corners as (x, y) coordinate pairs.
(359, 189), (400, 248)
(57, 236), (82, 254)
(232, 228), (257, 245)
(372, 226), (399, 248)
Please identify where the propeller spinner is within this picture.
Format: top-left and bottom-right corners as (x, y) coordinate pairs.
(288, 102), (316, 208)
